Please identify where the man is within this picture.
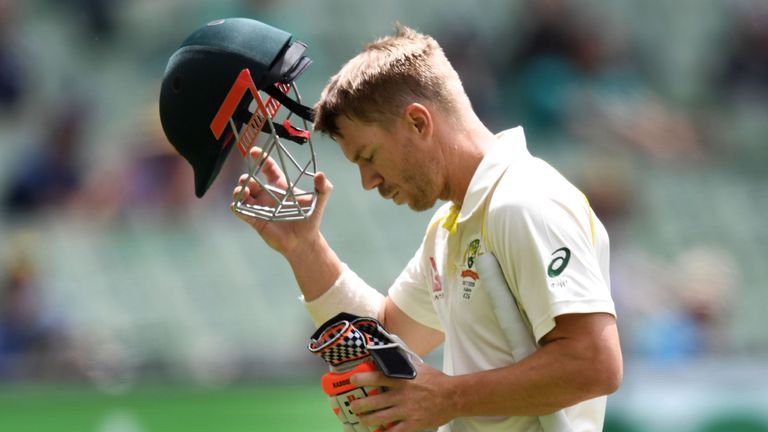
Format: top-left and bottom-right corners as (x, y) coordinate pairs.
(233, 25), (622, 432)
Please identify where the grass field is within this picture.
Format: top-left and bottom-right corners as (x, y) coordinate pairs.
(0, 384), (341, 432)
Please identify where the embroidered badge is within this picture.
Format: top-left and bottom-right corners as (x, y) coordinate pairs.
(460, 239), (481, 300)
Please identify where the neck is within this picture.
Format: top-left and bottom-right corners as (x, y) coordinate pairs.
(436, 111), (495, 207)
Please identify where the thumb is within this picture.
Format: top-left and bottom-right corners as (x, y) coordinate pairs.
(312, 171), (333, 217)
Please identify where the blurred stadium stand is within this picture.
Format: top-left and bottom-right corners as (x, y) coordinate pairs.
(1, 0), (767, 431)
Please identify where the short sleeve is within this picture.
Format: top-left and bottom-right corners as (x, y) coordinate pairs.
(489, 191), (615, 343)
(388, 243), (444, 332)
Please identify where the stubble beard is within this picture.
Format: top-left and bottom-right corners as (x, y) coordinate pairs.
(392, 137), (442, 212)
(401, 170), (440, 212)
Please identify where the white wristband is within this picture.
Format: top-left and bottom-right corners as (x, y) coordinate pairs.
(301, 264), (386, 327)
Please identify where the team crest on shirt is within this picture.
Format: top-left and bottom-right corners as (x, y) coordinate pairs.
(460, 239), (481, 300)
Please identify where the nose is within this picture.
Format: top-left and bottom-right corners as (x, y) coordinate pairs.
(359, 165), (383, 191)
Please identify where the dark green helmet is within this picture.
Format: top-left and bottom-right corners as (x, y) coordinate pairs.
(159, 18), (314, 199)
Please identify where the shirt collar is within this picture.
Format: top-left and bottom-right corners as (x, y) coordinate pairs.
(457, 126), (529, 224)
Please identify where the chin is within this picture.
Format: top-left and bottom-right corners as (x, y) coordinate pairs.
(407, 197), (437, 212)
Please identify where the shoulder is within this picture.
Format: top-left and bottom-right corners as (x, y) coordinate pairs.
(486, 157), (590, 235)
(486, 162), (546, 222)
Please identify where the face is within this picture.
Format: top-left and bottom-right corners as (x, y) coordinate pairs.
(334, 114), (443, 212)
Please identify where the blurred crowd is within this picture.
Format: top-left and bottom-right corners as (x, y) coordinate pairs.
(0, 0), (765, 384)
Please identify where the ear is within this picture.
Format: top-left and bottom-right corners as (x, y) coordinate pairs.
(402, 103), (432, 139)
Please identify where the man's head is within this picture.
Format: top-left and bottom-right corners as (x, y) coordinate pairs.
(313, 25), (470, 136)
(313, 25), (473, 211)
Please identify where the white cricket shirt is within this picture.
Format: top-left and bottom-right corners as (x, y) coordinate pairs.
(388, 127), (616, 432)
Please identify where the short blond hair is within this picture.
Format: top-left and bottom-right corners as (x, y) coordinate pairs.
(313, 25), (468, 136)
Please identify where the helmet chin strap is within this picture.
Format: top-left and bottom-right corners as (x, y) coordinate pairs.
(264, 83), (314, 123)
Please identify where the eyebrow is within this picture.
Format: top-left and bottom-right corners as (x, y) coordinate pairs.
(332, 132), (344, 140)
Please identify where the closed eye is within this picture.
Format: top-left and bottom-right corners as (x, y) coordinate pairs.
(352, 146), (376, 165)
(362, 150), (376, 164)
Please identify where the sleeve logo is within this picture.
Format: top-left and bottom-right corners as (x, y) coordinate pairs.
(429, 256), (444, 299)
(547, 247), (571, 277)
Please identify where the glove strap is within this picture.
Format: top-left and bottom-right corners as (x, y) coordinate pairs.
(309, 312), (417, 379)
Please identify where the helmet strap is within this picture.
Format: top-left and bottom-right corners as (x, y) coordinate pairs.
(264, 83), (315, 122)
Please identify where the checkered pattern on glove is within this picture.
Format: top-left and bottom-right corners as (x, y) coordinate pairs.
(310, 320), (369, 367)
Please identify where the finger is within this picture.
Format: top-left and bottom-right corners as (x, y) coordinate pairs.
(237, 173), (259, 188)
(350, 371), (388, 388)
(238, 173), (250, 186)
(357, 407), (403, 429)
(234, 175), (268, 202)
(233, 184), (262, 204)
(250, 147), (286, 186)
(350, 392), (396, 418)
(232, 185), (250, 201)
(237, 173), (265, 191)
(350, 369), (402, 389)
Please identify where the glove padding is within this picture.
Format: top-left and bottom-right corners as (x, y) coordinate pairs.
(309, 312), (423, 431)
(322, 360), (393, 432)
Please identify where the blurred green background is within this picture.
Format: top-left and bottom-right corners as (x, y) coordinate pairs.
(1, 0), (767, 431)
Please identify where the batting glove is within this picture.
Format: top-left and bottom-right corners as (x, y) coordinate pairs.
(309, 312), (422, 432)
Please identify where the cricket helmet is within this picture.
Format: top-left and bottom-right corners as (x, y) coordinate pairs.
(159, 18), (317, 221)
